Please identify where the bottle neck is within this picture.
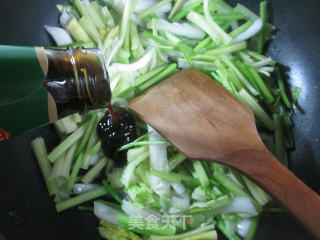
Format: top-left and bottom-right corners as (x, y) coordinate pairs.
(0, 45), (111, 139)
(43, 46), (111, 119)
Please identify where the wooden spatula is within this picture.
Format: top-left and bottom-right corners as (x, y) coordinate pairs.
(129, 69), (320, 238)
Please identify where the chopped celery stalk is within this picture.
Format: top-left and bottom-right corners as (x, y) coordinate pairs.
(150, 169), (199, 186)
(242, 175), (271, 206)
(143, 30), (175, 47)
(134, 64), (167, 86)
(275, 67), (292, 108)
(136, 63), (177, 94)
(74, 114), (97, 160)
(213, 170), (261, 212)
(66, 18), (92, 42)
(186, 11), (220, 43)
(119, 141), (167, 151)
(168, 153), (187, 170)
(226, 68), (244, 91)
(222, 58), (259, 96)
(206, 41), (247, 56)
(54, 114), (78, 135)
(258, 1), (267, 53)
(87, 1), (107, 30)
(116, 48), (130, 64)
(56, 186), (108, 212)
(135, 166), (151, 187)
(51, 152), (67, 180)
(207, 195), (230, 209)
(191, 54), (218, 61)
(203, 0), (232, 44)
(273, 114), (286, 163)
(192, 161), (209, 186)
(130, 23), (145, 60)
(232, 60), (260, 93)
(217, 220), (241, 240)
(139, 0), (173, 19)
(238, 89), (275, 131)
(72, 0), (103, 32)
(193, 36), (212, 54)
(105, 0), (134, 66)
(48, 122), (89, 163)
(79, 16), (102, 46)
(82, 117), (100, 169)
(101, 6), (115, 28)
(123, 22), (131, 54)
(67, 152), (84, 190)
(213, 13), (244, 21)
(168, 0), (188, 19)
(246, 50), (269, 61)
(102, 26), (119, 55)
(71, 0), (89, 18)
(244, 217), (259, 240)
(247, 66), (274, 103)
(63, 142), (78, 176)
(116, 214), (176, 236)
(171, 0), (203, 22)
(31, 138), (59, 195)
(152, 18), (158, 36)
(102, 180), (123, 204)
(229, 20), (253, 38)
(90, 140), (102, 157)
(121, 150), (149, 188)
(82, 157), (107, 184)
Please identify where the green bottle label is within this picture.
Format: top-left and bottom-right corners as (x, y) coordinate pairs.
(0, 45), (50, 138)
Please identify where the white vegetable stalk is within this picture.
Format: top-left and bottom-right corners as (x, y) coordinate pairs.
(73, 183), (100, 194)
(172, 183), (186, 196)
(44, 25), (73, 46)
(236, 218), (251, 238)
(122, 200), (161, 218)
(60, 11), (72, 28)
(169, 194), (190, 213)
(232, 19), (263, 43)
(217, 197), (258, 216)
(148, 19), (206, 40)
(148, 125), (171, 196)
(112, 49), (154, 72)
(203, 0), (232, 44)
(191, 186), (207, 201)
(252, 58), (274, 67)
(94, 201), (122, 225)
(134, 0), (171, 14)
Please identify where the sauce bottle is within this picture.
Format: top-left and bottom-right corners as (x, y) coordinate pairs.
(0, 45), (111, 139)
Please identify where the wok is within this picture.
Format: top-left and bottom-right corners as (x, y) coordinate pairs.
(0, 0), (319, 239)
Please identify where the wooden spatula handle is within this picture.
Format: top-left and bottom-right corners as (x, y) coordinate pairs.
(227, 149), (320, 238)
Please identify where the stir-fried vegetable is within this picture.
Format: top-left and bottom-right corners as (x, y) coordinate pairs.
(31, 0), (301, 239)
